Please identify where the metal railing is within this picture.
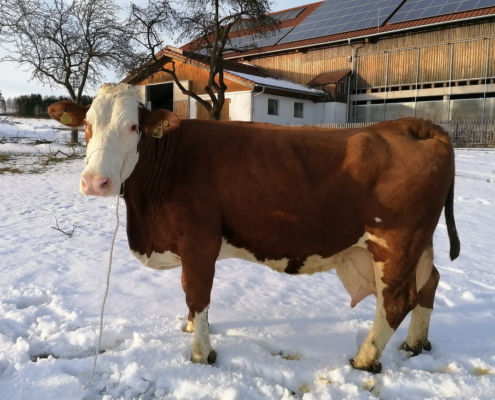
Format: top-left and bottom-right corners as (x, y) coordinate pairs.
(297, 120), (495, 147)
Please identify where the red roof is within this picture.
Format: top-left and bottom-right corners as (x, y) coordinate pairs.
(307, 70), (350, 86)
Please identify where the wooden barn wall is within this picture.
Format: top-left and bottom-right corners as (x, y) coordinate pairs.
(135, 59), (251, 94)
(246, 19), (495, 89)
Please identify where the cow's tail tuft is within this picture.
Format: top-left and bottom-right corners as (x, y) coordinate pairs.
(445, 176), (460, 261)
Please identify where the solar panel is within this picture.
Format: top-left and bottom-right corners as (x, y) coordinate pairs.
(224, 27), (294, 53)
(389, 0), (495, 24)
(279, 0), (403, 44)
(271, 7), (306, 22)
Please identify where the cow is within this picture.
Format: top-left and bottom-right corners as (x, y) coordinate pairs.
(48, 83), (460, 373)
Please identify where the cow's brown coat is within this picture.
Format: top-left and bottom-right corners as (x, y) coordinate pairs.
(48, 92), (459, 373)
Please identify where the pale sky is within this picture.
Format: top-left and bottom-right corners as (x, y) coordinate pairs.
(0, 0), (313, 100)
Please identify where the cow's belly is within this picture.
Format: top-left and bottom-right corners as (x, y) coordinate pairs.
(131, 233), (381, 307)
(218, 234), (379, 307)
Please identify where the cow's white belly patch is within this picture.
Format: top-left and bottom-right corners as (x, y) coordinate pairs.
(131, 250), (182, 270)
(131, 232), (386, 307)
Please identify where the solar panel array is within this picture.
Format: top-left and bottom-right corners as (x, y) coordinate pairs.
(226, 0), (495, 51)
(389, 0), (495, 24)
(279, 0), (403, 44)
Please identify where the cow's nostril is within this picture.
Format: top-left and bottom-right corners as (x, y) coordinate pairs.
(100, 179), (110, 189)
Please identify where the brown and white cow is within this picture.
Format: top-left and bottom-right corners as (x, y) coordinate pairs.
(48, 83), (460, 373)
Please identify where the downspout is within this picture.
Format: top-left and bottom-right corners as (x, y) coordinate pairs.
(347, 39), (355, 123)
(252, 85), (265, 122)
(348, 39), (365, 123)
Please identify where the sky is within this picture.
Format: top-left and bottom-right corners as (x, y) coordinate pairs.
(0, 0), (313, 101)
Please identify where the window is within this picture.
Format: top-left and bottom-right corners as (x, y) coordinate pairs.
(294, 102), (304, 118)
(268, 99), (279, 115)
(339, 81), (346, 94)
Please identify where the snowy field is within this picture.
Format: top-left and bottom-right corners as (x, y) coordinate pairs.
(0, 117), (494, 400)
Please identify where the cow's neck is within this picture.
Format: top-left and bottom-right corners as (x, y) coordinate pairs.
(123, 126), (183, 207)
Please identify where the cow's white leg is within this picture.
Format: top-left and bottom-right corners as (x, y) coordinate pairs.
(178, 233), (220, 365)
(403, 263), (439, 354)
(351, 261), (394, 373)
(191, 306), (216, 364)
(403, 305), (432, 353)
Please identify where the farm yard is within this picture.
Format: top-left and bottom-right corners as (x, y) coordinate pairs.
(0, 117), (495, 400)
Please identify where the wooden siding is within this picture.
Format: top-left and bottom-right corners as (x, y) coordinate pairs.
(246, 19), (495, 90)
(135, 59), (251, 94)
(174, 100), (189, 119)
(197, 99), (231, 120)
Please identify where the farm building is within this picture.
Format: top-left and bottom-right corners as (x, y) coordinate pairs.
(129, 0), (495, 124)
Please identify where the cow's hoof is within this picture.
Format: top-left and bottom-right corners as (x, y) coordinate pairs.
(191, 349), (217, 364)
(401, 339), (432, 356)
(207, 350), (217, 365)
(183, 321), (194, 333)
(350, 358), (382, 374)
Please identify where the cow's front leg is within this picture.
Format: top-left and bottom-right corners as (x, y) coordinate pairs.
(179, 234), (220, 365)
(181, 270), (195, 333)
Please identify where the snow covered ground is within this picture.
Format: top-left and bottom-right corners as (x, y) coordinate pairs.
(0, 117), (494, 400)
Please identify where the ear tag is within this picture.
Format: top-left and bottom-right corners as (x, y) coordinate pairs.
(152, 123), (163, 138)
(60, 111), (72, 125)
(152, 120), (169, 138)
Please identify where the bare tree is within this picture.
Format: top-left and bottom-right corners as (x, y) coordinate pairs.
(1, 0), (134, 142)
(126, 0), (278, 120)
(0, 91), (6, 114)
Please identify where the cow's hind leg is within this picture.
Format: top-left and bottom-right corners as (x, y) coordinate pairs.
(351, 256), (417, 373)
(179, 235), (220, 365)
(403, 257), (440, 355)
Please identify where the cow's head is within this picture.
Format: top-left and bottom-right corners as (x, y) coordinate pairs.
(48, 83), (180, 196)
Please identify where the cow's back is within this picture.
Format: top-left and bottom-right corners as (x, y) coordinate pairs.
(164, 118), (453, 261)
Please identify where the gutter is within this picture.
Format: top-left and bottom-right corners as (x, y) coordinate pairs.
(224, 13), (495, 60)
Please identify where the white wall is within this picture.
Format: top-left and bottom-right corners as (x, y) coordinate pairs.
(191, 91), (348, 124)
(253, 94), (316, 125)
(253, 93), (347, 124)
(313, 102), (348, 124)
(192, 91), (252, 120)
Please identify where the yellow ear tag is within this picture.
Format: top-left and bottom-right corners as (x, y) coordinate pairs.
(152, 123), (163, 138)
(60, 111), (72, 125)
(152, 120), (169, 138)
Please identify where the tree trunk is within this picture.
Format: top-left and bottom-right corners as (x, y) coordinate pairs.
(70, 128), (79, 144)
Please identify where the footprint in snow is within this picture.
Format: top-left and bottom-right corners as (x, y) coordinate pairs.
(15, 293), (53, 309)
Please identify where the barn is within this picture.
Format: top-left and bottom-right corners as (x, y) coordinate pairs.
(129, 0), (495, 124)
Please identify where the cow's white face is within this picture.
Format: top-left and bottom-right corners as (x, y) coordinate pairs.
(48, 83), (181, 197)
(81, 84), (142, 196)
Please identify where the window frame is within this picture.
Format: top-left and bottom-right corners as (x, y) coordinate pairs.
(294, 101), (304, 118)
(268, 98), (279, 116)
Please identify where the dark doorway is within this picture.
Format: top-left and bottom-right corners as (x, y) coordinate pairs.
(147, 83), (173, 111)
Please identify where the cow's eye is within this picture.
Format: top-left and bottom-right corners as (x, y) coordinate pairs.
(131, 125), (138, 132)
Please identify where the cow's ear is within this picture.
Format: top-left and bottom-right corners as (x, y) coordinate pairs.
(141, 108), (180, 138)
(48, 101), (89, 127)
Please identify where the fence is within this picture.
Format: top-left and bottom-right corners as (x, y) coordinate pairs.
(303, 120), (495, 148)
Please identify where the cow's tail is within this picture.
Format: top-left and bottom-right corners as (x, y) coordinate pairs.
(445, 176), (460, 261)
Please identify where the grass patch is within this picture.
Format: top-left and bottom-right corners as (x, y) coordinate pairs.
(0, 154), (12, 162)
(0, 167), (23, 174)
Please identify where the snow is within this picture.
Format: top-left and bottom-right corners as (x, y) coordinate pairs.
(1, 117), (494, 399)
(225, 70), (324, 95)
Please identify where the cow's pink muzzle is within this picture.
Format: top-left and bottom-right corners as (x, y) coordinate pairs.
(80, 174), (113, 196)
